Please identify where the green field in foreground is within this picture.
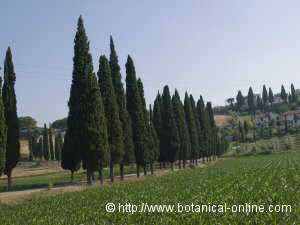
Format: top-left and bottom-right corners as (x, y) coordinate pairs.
(0, 152), (299, 225)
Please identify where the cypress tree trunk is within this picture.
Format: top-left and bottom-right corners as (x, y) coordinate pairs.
(159, 162), (162, 170)
(92, 172), (95, 181)
(87, 169), (92, 185)
(163, 162), (166, 169)
(70, 171), (74, 183)
(150, 162), (154, 175)
(195, 159), (198, 165)
(171, 162), (174, 171)
(7, 171), (12, 191)
(110, 162), (114, 182)
(178, 160), (182, 169)
(143, 166), (147, 176)
(136, 164), (140, 178)
(98, 167), (104, 184)
(183, 160), (186, 168)
(120, 163), (124, 181)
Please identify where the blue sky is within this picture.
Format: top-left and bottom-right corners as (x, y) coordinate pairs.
(1, 0), (300, 126)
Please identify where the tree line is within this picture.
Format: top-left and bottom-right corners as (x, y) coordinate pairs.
(61, 16), (228, 185)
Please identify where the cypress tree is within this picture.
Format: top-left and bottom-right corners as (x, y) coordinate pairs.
(62, 16), (90, 181)
(291, 83), (296, 102)
(153, 92), (164, 168)
(281, 85), (287, 102)
(262, 85), (268, 110)
(205, 102), (217, 160)
(196, 96), (208, 162)
(184, 92), (199, 164)
(82, 54), (109, 185)
(148, 105), (160, 174)
(137, 78), (151, 175)
(54, 134), (62, 162)
(43, 124), (49, 160)
(190, 94), (202, 164)
(3, 47), (20, 190)
(98, 55), (123, 183)
(0, 77), (7, 177)
(269, 87), (274, 107)
(125, 55), (148, 177)
(247, 87), (255, 114)
(256, 95), (263, 111)
(109, 37), (135, 180)
(172, 90), (191, 168)
(161, 86), (180, 170)
(38, 138), (43, 159)
(236, 90), (244, 112)
(49, 128), (54, 160)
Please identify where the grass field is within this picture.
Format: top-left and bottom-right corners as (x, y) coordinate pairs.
(0, 151), (299, 225)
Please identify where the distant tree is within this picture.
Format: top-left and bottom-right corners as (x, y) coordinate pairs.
(243, 120), (249, 136)
(269, 87), (274, 107)
(281, 85), (288, 102)
(109, 36), (135, 180)
(98, 55), (124, 183)
(291, 83), (296, 102)
(161, 86), (180, 170)
(288, 93), (292, 103)
(184, 92), (199, 164)
(172, 90), (191, 168)
(51, 118), (67, 130)
(49, 128), (54, 160)
(226, 98), (235, 110)
(37, 138), (43, 159)
(18, 116), (37, 130)
(54, 134), (62, 161)
(0, 76), (7, 177)
(125, 55), (148, 178)
(238, 121), (244, 142)
(236, 90), (244, 112)
(262, 85), (269, 110)
(247, 87), (255, 114)
(3, 47), (20, 190)
(256, 95), (263, 111)
(42, 124), (49, 160)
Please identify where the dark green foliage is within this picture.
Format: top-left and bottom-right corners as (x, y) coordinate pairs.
(62, 16), (90, 177)
(125, 55), (148, 176)
(205, 102), (217, 158)
(49, 128), (54, 160)
(82, 55), (109, 184)
(3, 47), (20, 188)
(256, 95), (263, 111)
(236, 90), (244, 111)
(184, 93), (199, 162)
(291, 83), (296, 102)
(43, 124), (49, 160)
(148, 105), (160, 173)
(18, 116), (37, 129)
(37, 138), (43, 159)
(269, 87), (274, 106)
(247, 87), (255, 114)
(0, 77), (7, 176)
(54, 134), (63, 161)
(161, 86), (180, 168)
(51, 118), (67, 130)
(172, 90), (190, 167)
(190, 95), (202, 162)
(262, 85), (268, 108)
(281, 85), (287, 102)
(152, 92), (164, 164)
(98, 55), (123, 182)
(109, 36), (135, 178)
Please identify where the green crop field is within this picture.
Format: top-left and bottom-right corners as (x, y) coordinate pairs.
(1, 151), (299, 225)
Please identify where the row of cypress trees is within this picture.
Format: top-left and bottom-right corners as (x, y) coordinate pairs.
(61, 16), (227, 184)
(0, 47), (20, 190)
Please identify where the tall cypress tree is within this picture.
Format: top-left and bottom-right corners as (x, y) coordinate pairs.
(109, 37), (135, 180)
(152, 92), (164, 168)
(62, 16), (90, 181)
(161, 86), (180, 170)
(291, 83), (296, 102)
(137, 78), (150, 175)
(98, 55), (123, 183)
(184, 92), (199, 164)
(236, 90), (244, 112)
(0, 77), (7, 177)
(262, 85), (268, 110)
(82, 54), (109, 185)
(269, 87), (274, 107)
(54, 134), (62, 162)
(125, 55), (148, 177)
(172, 90), (190, 168)
(206, 102), (217, 160)
(148, 105), (159, 174)
(3, 47), (20, 190)
(49, 128), (54, 160)
(247, 87), (255, 114)
(43, 124), (49, 160)
(281, 85), (287, 102)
